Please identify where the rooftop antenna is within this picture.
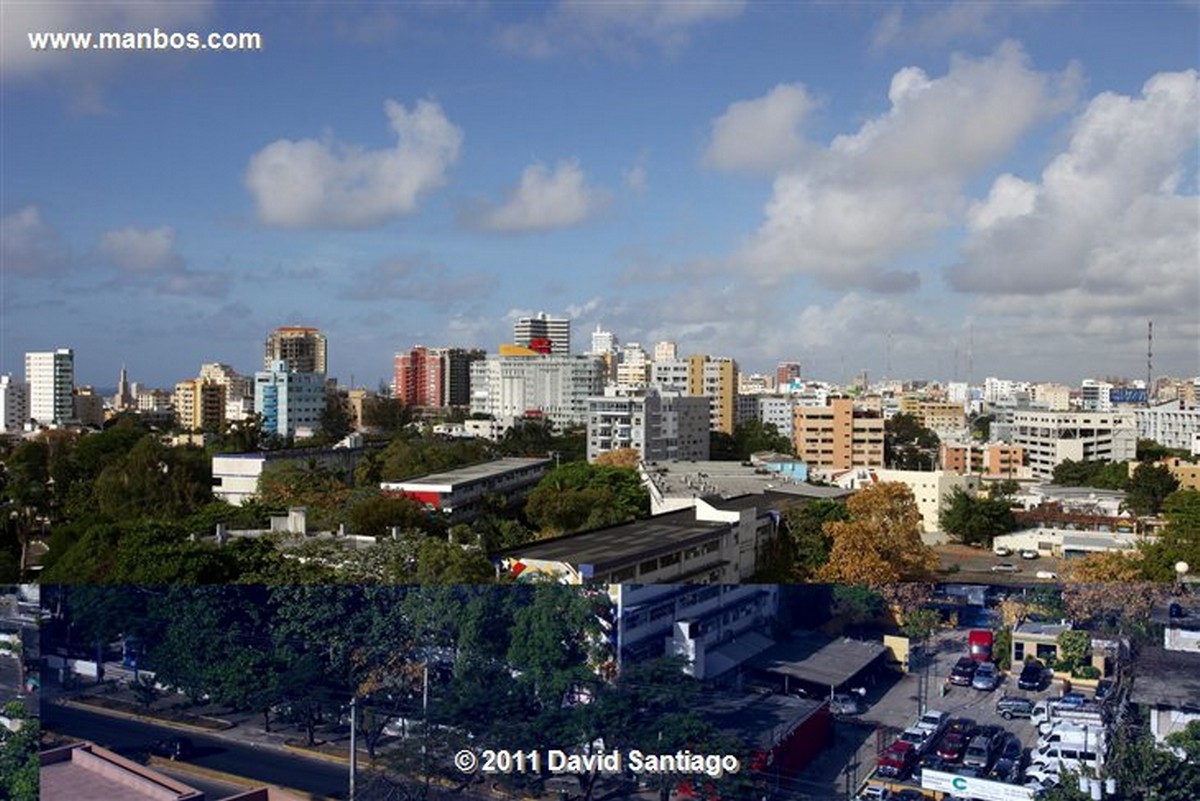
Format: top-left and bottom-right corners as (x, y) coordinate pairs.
(1147, 320), (1153, 406)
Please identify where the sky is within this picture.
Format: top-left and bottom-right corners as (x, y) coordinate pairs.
(2, 1), (1198, 391)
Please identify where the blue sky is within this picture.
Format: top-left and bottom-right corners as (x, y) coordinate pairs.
(2, 1), (1197, 390)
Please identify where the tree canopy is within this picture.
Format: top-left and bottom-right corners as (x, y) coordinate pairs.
(938, 486), (1017, 547)
(525, 462), (649, 536)
(816, 482), (939, 583)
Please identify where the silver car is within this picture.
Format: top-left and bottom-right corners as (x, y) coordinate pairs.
(972, 662), (1000, 691)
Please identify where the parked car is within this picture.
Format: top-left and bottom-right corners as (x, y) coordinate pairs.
(913, 753), (946, 781)
(990, 756), (1021, 783)
(946, 717), (976, 735)
(950, 656), (979, 685)
(1095, 679), (1115, 702)
(996, 695), (1035, 719)
(991, 563), (1021, 573)
(898, 727), (935, 754)
(1058, 691), (1088, 708)
(1020, 549), (1040, 559)
(915, 709), (948, 735)
(857, 786), (892, 801)
(972, 662), (1000, 691)
(963, 734), (998, 770)
(936, 732), (967, 762)
(1018, 659), (1046, 691)
(999, 733), (1023, 763)
(993, 545), (1012, 557)
(876, 741), (918, 779)
(149, 737), (194, 760)
(1035, 570), (1058, 580)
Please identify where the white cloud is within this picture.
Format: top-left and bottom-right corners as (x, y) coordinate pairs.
(702, 82), (815, 173)
(1, 206), (70, 274)
(479, 160), (607, 233)
(623, 164), (648, 193)
(245, 99), (463, 229)
(97, 226), (182, 271)
(739, 42), (1075, 291)
(497, 0), (745, 60)
(949, 70), (1200, 297)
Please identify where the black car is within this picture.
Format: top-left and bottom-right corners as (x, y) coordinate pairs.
(950, 657), (979, 686)
(150, 737), (194, 760)
(999, 733), (1023, 763)
(990, 756), (1021, 783)
(1018, 659), (1046, 691)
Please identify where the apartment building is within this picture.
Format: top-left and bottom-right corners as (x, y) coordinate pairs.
(25, 348), (74, 426)
(1032, 382), (1072, 411)
(1012, 410), (1137, 480)
(586, 387), (709, 463)
(685, 355), (737, 435)
(615, 343), (650, 388)
(469, 353), (606, 428)
(874, 469), (982, 539)
(650, 359), (690, 394)
(940, 442), (1026, 477)
(759, 396), (796, 439)
(0, 375), (29, 433)
(173, 378), (226, 432)
(1136, 401), (1200, 455)
(793, 398), (885, 470)
(199, 362), (253, 421)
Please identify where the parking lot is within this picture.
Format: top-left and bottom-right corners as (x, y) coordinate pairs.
(812, 625), (1098, 799)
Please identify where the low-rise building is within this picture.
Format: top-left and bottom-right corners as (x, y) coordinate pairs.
(1136, 401), (1200, 455)
(1130, 600), (1200, 748)
(211, 440), (365, 506)
(381, 457), (551, 523)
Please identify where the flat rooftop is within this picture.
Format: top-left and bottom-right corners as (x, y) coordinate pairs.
(752, 631), (887, 689)
(644, 460), (851, 501)
(386, 457), (550, 487)
(1129, 646), (1200, 709)
(505, 507), (728, 572)
(1014, 620), (1073, 638)
(40, 743), (203, 801)
(699, 691), (826, 750)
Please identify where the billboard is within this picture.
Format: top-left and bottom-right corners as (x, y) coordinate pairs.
(1110, 388), (1148, 404)
(922, 769), (1034, 801)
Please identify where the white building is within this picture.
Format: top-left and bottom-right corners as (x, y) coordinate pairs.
(588, 325), (617, 355)
(831, 468), (980, 542)
(1012, 410), (1138, 480)
(1032, 383), (1072, 412)
(1136, 401), (1200, 455)
(615, 343), (650, 389)
(470, 353), (605, 429)
(1080, 380), (1114, 412)
(586, 387), (710, 463)
(0, 375), (29, 433)
(652, 341), (678, 363)
(24, 348), (74, 426)
(650, 360), (690, 394)
(759, 396), (796, 439)
(254, 360), (327, 438)
(513, 312), (571, 355)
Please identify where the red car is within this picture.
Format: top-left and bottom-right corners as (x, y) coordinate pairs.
(876, 741), (918, 779)
(936, 732), (967, 762)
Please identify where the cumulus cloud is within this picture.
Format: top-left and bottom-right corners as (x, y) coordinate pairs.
(702, 83), (815, 173)
(245, 98), (463, 229)
(477, 160), (607, 233)
(95, 224), (227, 297)
(1, 206), (70, 274)
(949, 70), (1200, 298)
(739, 42), (1076, 291)
(497, 0), (744, 60)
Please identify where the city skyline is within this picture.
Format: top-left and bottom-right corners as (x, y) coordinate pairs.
(2, 2), (1198, 389)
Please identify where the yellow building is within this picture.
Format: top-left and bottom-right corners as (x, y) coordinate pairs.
(172, 378), (225, 432)
(686, 354), (738, 435)
(793, 398), (884, 470)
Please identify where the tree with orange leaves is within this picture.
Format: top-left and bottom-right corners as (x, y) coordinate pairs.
(816, 482), (939, 583)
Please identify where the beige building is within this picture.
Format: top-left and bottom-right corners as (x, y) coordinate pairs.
(899, 397), (965, 431)
(1157, 457), (1200, 491)
(1032, 382), (1073, 411)
(940, 442), (1027, 477)
(793, 397), (884, 470)
(173, 378), (225, 432)
(686, 355), (738, 435)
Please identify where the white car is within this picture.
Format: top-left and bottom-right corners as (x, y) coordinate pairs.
(993, 546), (1012, 557)
(1036, 570), (1058, 580)
(1020, 549), (1040, 559)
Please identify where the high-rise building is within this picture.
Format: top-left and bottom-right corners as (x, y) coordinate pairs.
(444, 348), (486, 407)
(0, 375), (29, 433)
(615, 343), (650, 389)
(776, 362), (801, 388)
(25, 348), (74, 426)
(199, 363), (254, 421)
(173, 379), (226, 432)
(112, 365), (132, 411)
(513, 312), (570, 355)
(586, 387), (710, 463)
(1012, 410), (1137, 480)
(264, 326), (327, 373)
(469, 353), (605, 428)
(687, 355), (738, 435)
(589, 325), (618, 355)
(393, 346), (485, 408)
(255, 360), (327, 438)
(652, 341), (678, 363)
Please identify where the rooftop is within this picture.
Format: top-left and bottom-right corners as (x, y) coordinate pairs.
(1129, 646), (1200, 710)
(644, 459), (850, 501)
(40, 743), (203, 801)
(384, 457), (551, 488)
(752, 631), (887, 690)
(1014, 620), (1073, 638)
(698, 691), (827, 750)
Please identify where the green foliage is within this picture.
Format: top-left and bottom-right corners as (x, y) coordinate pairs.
(317, 391), (352, 444)
(782, 499), (849, 579)
(507, 585), (599, 705)
(0, 702), (38, 801)
(1050, 458), (1130, 489)
(708, 430), (738, 461)
(92, 438), (212, 520)
(900, 607), (941, 641)
(832, 584), (885, 626)
(939, 486), (1017, 546)
(885, 412), (940, 470)
(1124, 462), (1180, 516)
(524, 462), (649, 535)
(732, 419), (792, 458)
(994, 628), (1012, 670)
(1057, 629), (1091, 670)
(347, 493), (430, 538)
(1072, 665), (1101, 679)
(1140, 490), (1200, 580)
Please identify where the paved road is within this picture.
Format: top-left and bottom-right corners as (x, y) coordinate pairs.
(42, 703), (352, 799)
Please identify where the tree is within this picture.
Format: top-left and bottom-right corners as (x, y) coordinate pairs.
(1124, 463), (1179, 516)
(708, 430), (738, 461)
(348, 493), (430, 538)
(1063, 550), (1146, 583)
(593, 447), (641, 469)
(885, 413), (939, 470)
(318, 391), (353, 444)
(0, 701), (38, 801)
(1140, 490), (1200, 580)
(830, 585), (885, 627)
(732, 420), (792, 458)
(939, 486), (1017, 547)
(524, 462), (648, 536)
(816, 482), (939, 583)
(1056, 629), (1091, 672)
(1050, 458), (1129, 490)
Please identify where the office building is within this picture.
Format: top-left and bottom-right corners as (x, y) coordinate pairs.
(513, 312), (570, 355)
(0, 375), (29, 433)
(793, 398), (885, 470)
(264, 326), (327, 373)
(1135, 401), (1200, 455)
(25, 348), (74, 426)
(589, 325), (618, 354)
(1080, 380), (1114, 412)
(1012, 410), (1137, 480)
(255, 360), (327, 438)
(615, 342), (650, 388)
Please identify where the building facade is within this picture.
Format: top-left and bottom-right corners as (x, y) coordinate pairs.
(793, 398), (885, 470)
(586, 387), (710, 463)
(0, 375), (29, 433)
(254, 360), (327, 438)
(469, 353), (606, 428)
(173, 378), (226, 432)
(513, 312), (570, 355)
(1012, 410), (1137, 480)
(24, 348), (74, 426)
(1136, 402), (1200, 455)
(264, 326), (327, 373)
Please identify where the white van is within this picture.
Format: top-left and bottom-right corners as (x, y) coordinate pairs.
(1029, 742), (1105, 773)
(1038, 723), (1107, 750)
